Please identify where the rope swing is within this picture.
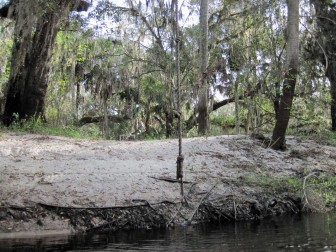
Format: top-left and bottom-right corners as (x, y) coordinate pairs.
(174, 0), (184, 196)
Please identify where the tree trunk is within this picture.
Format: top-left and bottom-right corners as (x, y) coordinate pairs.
(273, 81), (281, 119)
(271, 0), (300, 150)
(145, 103), (151, 134)
(198, 0), (209, 135)
(245, 97), (252, 135)
(2, 0), (82, 125)
(71, 59), (77, 117)
(76, 80), (81, 117)
(165, 111), (173, 138)
(234, 81), (240, 134)
(311, 0), (336, 131)
(327, 62), (336, 130)
(102, 95), (109, 138)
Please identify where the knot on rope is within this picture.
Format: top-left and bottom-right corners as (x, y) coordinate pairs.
(176, 155), (184, 179)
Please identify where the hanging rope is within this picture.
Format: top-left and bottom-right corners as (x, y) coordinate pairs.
(174, 0), (184, 196)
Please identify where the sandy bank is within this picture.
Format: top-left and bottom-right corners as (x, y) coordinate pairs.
(0, 132), (335, 237)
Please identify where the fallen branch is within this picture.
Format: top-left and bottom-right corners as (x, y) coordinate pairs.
(35, 200), (178, 210)
(168, 183), (197, 225)
(87, 214), (128, 232)
(302, 172), (317, 210)
(187, 182), (219, 224)
(302, 172), (326, 212)
(167, 202), (185, 226)
(149, 176), (192, 184)
(185, 82), (261, 131)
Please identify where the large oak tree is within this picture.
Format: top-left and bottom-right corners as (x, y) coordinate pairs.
(1, 0), (89, 125)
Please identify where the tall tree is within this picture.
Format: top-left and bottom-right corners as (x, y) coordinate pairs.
(1, 0), (89, 125)
(198, 0), (209, 135)
(310, 0), (336, 130)
(271, 0), (300, 150)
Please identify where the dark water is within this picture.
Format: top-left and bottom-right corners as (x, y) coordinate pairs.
(1, 213), (336, 252)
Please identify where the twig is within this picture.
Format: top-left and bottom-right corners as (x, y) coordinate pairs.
(268, 137), (280, 149)
(87, 214), (127, 232)
(131, 199), (157, 213)
(183, 183), (197, 207)
(167, 182), (197, 224)
(167, 202), (185, 225)
(302, 172), (318, 211)
(230, 186), (237, 220)
(186, 182), (197, 196)
(187, 182), (219, 223)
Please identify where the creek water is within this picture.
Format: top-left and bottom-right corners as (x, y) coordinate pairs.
(1, 213), (336, 252)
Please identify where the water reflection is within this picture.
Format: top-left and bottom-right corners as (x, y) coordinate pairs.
(1, 213), (336, 252)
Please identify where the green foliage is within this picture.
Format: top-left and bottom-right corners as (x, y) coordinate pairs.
(139, 129), (161, 140)
(0, 19), (13, 99)
(38, 0), (58, 13)
(325, 0), (335, 5)
(78, 123), (102, 137)
(304, 175), (336, 207)
(211, 113), (235, 127)
(141, 76), (166, 101)
(288, 97), (330, 135)
(187, 126), (198, 137)
(209, 113), (236, 135)
(8, 116), (102, 139)
(298, 130), (336, 147)
(244, 174), (336, 207)
(243, 175), (303, 194)
(108, 120), (132, 140)
(1, 0), (333, 143)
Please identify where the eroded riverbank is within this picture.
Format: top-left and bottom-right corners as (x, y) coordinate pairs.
(2, 212), (336, 251)
(0, 132), (335, 237)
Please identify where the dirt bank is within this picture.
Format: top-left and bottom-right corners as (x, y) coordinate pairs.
(0, 132), (335, 237)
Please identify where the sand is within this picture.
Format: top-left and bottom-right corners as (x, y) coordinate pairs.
(0, 132), (335, 236)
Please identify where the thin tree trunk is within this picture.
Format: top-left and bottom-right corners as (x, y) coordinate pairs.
(145, 103), (151, 134)
(234, 81), (240, 134)
(165, 111), (173, 138)
(311, 0), (336, 131)
(271, 0), (300, 150)
(71, 60), (77, 117)
(273, 81), (281, 119)
(198, 0), (209, 135)
(246, 97), (252, 135)
(327, 62), (336, 130)
(76, 80), (81, 118)
(102, 95), (109, 138)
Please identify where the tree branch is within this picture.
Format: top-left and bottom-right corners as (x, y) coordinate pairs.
(0, 1), (12, 18)
(212, 82), (261, 112)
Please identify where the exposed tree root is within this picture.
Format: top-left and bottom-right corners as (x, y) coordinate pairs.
(0, 192), (304, 234)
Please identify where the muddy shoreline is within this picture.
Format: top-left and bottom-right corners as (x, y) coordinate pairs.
(0, 132), (335, 238)
(0, 190), (303, 238)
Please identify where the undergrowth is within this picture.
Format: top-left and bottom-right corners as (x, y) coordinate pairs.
(2, 117), (102, 139)
(243, 174), (336, 209)
(243, 175), (303, 194)
(297, 130), (336, 147)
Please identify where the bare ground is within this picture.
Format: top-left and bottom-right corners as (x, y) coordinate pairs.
(0, 132), (335, 238)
